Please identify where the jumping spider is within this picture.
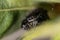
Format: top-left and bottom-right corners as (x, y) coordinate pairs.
(21, 8), (49, 30)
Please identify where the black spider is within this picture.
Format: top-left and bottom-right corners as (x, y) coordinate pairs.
(21, 8), (49, 30)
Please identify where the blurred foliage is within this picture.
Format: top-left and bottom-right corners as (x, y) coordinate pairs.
(0, 11), (13, 37)
(0, 0), (34, 9)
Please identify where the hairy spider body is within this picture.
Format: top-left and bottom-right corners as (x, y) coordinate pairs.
(21, 8), (49, 30)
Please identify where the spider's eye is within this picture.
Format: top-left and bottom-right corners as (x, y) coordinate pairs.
(28, 18), (31, 20)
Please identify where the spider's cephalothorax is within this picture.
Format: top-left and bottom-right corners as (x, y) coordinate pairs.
(21, 8), (49, 30)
